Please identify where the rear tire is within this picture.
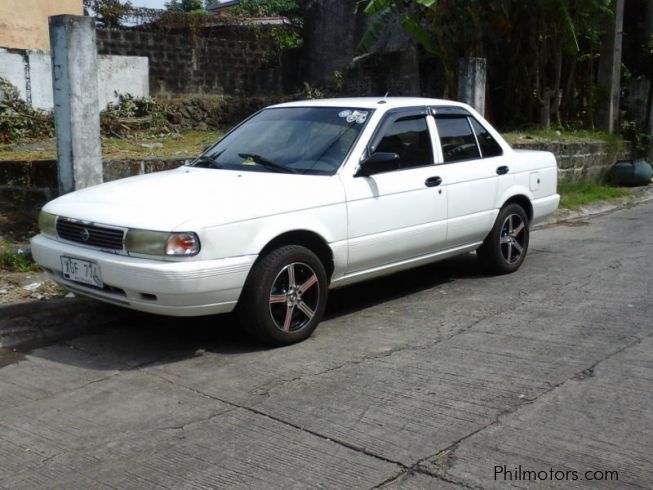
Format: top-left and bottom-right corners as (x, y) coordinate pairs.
(237, 245), (328, 346)
(477, 203), (530, 274)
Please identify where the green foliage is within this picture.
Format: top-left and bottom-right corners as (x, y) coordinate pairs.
(300, 82), (324, 100)
(0, 251), (40, 273)
(84, 0), (133, 27)
(558, 182), (630, 208)
(269, 29), (302, 50)
(620, 119), (653, 158)
(228, 0), (302, 50)
(104, 93), (158, 118)
(0, 78), (53, 144)
(232, 0), (302, 25)
(358, 0), (612, 128)
(101, 93), (169, 137)
(165, 0), (206, 14)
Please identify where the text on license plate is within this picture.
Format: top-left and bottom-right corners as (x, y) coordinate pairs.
(61, 257), (103, 288)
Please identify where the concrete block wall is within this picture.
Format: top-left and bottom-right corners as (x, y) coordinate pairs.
(512, 141), (631, 183)
(95, 27), (286, 97)
(0, 47), (148, 111)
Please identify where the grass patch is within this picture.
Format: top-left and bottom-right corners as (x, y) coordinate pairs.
(558, 182), (630, 208)
(0, 130), (225, 162)
(504, 129), (623, 148)
(0, 251), (40, 273)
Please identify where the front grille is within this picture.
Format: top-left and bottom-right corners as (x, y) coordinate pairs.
(56, 218), (125, 250)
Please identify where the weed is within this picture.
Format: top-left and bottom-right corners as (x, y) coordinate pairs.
(558, 182), (630, 208)
(0, 251), (40, 273)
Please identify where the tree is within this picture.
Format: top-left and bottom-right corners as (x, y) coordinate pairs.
(165, 0), (206, 13)
(232, 0), (302, 24)
(358, 0), (612, 129)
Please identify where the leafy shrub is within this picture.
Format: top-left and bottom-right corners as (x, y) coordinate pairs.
(101, 93), (169, 136)
(620, 118), (652, 158)
(0, 78), (54, 144)
(0, 250), (40, 272)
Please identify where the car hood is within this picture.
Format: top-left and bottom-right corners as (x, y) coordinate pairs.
(43, 167), (345, 231)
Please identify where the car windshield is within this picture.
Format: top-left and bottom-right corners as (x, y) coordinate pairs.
(194, 107), (373, 175)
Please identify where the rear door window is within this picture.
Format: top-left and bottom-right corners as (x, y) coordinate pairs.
(469, 118), (503, 158)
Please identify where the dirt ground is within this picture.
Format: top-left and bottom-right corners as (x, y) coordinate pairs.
(0, 199), (65, 305)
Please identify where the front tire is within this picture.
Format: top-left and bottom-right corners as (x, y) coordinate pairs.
(237, 245), (328, 346)
(477, 203), (530, 274)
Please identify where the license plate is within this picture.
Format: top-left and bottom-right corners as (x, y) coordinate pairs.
(60, 257), (103, 288)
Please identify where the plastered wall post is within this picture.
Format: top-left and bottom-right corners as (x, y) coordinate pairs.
(49, 15), (102, 195)
(458, 57), (487, 117)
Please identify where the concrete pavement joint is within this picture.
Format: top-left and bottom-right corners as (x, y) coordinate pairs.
(144, 369), (407, 473)
(138, 304), (518, 488)
(400, 332), (650, 487)
(255, 306), (513, 401)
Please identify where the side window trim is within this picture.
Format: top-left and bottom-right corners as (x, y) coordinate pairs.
(468, 116), (484, 158)
(426, 115), (444, 164)
(368, 106), (429, 153)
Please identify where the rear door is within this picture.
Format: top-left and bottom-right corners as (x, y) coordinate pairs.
(431, 107), (508, 246)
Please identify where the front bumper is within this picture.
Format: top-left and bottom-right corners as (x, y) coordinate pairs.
(31, 234), (257, 316)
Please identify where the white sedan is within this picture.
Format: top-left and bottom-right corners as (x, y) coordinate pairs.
(32, 97), (559, 345)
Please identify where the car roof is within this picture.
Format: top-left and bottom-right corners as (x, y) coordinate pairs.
(271, 97), (470, 111)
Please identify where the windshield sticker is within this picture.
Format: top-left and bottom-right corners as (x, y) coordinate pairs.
(340, 110), (368, 124)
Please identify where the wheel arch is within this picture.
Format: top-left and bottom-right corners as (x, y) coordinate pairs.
(258, 230), (335, 280)
(501, 193), (533, 223)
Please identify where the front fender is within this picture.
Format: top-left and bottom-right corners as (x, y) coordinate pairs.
(198, 203), (348, 262)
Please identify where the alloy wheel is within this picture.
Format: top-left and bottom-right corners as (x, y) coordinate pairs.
(269, 262), (320, 332)
(500, 214), (526, 264)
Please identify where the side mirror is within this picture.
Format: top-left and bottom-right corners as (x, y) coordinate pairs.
(355, 152), (400, 177)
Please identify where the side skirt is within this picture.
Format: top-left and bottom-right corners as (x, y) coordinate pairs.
(330, 242), (482, 289)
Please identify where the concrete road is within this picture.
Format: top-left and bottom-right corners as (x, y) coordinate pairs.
(1, 202), (652, 489)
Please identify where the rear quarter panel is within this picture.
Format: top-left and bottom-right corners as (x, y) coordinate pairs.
(497, 149), (558, 207)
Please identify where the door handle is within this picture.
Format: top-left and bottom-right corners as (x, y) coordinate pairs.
(496, 165), (509, 175)
(425, 176), (442, 187)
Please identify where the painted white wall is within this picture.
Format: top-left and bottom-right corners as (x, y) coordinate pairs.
(0, 49), (28, 101)
(27, 50), (53, 110)
(0, 48), (149, 111)
(98, 55), (149, 110)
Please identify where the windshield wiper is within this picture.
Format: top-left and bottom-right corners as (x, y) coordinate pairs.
(192, 155), (224, 169)
(238, 153), (297, 174)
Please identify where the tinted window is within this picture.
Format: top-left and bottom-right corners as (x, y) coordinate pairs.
(435, 117), (480, 162)
(470, 118), (503, 158)
(375, 116), (433, 169)
(196, 107), (371, 175)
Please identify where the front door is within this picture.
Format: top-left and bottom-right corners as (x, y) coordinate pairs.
(342, 108), (448, 274)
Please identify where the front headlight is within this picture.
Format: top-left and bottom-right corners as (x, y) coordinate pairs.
(38, 211), (57, 238)
(126, 230), (200, 257)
